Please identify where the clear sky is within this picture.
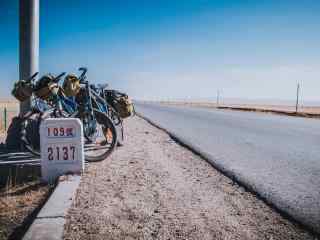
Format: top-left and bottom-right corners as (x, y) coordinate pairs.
(1, 0), (320, 102)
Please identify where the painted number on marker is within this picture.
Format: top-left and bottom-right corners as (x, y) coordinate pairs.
(47, 146), (76, 161)
(47, 127), (74, 137)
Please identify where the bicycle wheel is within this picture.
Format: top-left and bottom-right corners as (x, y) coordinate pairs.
(22, 109), (117, 162)
(21, 108), (66, 156)
(21, 110), (46, 156)
(84, 111), (117, 162)
(109, 110), (124, 145)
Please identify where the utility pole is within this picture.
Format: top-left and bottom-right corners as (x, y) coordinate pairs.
(19, 0), (39, 113)
(216, 90), (220, 107)
(295, 83), (300, 113)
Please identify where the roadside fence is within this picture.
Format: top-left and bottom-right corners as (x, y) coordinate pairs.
(0, 106), (18, 133)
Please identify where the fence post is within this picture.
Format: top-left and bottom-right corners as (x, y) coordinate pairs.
(4, 107), (7, 131)
(295, 83), (300, 113)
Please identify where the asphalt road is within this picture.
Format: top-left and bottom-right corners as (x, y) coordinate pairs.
(135, 102), (320, 234)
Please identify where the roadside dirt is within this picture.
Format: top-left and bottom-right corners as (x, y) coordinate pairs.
(64, 116), (315, 240)
(0, 181), (50, 240)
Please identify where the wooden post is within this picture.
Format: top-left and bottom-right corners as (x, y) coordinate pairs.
(4, 108), (7, 131)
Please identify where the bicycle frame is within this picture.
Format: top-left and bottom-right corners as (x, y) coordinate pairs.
(31, 68), (120, 142)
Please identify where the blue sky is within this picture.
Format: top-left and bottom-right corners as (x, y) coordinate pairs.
(1, 0), (320, 102)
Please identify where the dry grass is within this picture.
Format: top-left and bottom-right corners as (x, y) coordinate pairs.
(0, 101), (19, 110)
(0, 181), (50, 240)
(0, 98), (48, 239)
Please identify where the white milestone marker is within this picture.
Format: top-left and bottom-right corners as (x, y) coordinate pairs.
(40, 118), (84, 183)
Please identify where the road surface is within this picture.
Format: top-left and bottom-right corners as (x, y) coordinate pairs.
(64, 117), (312, 239)
(135, 102), (320, 233)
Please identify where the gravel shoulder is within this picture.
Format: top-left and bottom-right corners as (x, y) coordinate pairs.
(63, 116), (314, 240)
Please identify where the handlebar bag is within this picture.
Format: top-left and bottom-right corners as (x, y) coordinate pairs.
(114, 96), (134, 118)
(62, 74), (81, 97)
(11, 80), (33, 102)
(34, 74), (58, 100)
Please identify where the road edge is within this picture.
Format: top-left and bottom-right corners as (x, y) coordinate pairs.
(217, 106), (320, 119)
(22, 174), (81, 240)
(143, 101), (320, 119)
(136, 113), (319, 236)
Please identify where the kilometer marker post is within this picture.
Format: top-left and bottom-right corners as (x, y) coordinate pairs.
(40, 118), (84, 183)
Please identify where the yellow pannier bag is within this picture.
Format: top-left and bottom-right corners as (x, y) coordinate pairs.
(114, 96), (134, 118)
(11, 80), (33, 102)
(62, 74), (81, 97)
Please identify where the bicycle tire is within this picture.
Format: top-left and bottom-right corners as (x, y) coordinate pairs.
(20, 109), (57, 157)
(84, 111), (117, 162)
(21, 109), (117, 162)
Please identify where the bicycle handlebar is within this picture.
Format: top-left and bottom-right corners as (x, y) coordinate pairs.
(97, 83), (108, 90)
(53, 72), (66, 83)
(78, 67), (87, 82)
(26, 72), (39, 83)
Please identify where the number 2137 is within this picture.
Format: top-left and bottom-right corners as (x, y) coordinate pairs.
(47, 146), (76, 160)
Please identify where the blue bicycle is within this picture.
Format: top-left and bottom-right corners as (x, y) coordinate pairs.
(21, 68), (117, 162)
